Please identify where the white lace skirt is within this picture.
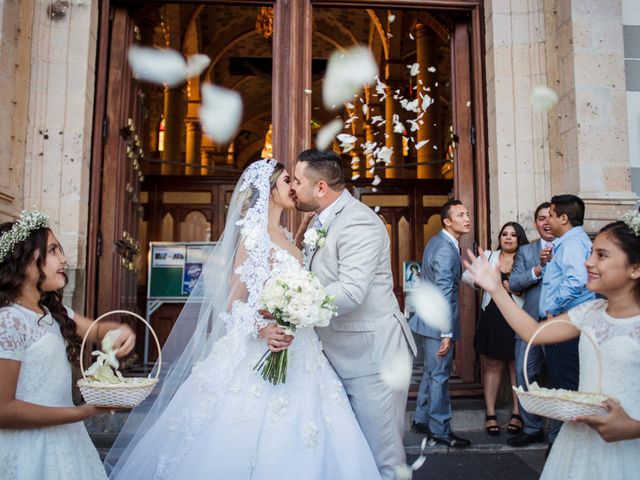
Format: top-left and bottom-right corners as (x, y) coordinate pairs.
(541, 422), (640, 479)
(0, 421), (107, 480)
(110, 329), (381, 480)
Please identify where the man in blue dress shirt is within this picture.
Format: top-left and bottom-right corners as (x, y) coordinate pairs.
(539, 194), (595, 449)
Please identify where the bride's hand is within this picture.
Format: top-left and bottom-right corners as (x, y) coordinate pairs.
(258, 323), (294, 352)
(463, 248), (502, 295)
(294, 212), (316, 249)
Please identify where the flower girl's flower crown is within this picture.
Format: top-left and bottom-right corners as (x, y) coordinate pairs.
(619, 210), (640, 237)
(0, 210), (50, 262)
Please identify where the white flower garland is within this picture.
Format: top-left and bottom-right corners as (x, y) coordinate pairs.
(0, 210), (49, 262)
(619, 210), (640, 237)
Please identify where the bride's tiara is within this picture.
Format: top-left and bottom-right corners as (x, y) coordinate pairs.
(0, 210), (50, 262)
(618, 210), (640, 237)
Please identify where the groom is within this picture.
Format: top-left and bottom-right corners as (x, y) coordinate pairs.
(291, 148), (417, 480)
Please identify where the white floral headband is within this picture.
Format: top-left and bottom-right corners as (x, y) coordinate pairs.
(0, 210), (50, 263)
(618, 210), (640, 237)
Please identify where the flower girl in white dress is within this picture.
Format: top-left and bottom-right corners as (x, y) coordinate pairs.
(464, 216), (640, 479)
(105, 160), (382, 480)
(0, 211), (136, 480)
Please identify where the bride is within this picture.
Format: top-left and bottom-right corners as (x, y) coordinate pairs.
(105, 159), (381, 480)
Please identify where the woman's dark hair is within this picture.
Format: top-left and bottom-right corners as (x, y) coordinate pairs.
(497, 221), (530, 250)
(599, 220), (640, 301)
(0, 222), (82, 365)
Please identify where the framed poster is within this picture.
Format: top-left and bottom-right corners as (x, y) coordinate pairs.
(403, 261), (421, 291)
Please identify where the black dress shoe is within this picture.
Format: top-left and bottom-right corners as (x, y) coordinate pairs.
(430, 433), (471, 448)
(507, 430), (545, 447)
(411, 421), (430, 435)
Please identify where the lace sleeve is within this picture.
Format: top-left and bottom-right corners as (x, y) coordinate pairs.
(567, 298), (606, 330)
(0, 308), (28, 361)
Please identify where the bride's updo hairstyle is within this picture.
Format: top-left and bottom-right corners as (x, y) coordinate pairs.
(599, 219), (640, 301)
(0, 222), (82, 365)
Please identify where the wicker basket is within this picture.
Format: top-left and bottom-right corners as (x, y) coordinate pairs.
(515, 319), (610, 422)
(77, 310), (161, 408)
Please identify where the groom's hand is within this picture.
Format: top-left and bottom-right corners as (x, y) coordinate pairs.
(258, 322), (294, 352)
(437, 337), (451, 357)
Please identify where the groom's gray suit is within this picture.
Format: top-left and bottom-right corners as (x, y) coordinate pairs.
(305, 190), (417, 480)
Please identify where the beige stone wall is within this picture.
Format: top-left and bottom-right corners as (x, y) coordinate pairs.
(0, 0), (99, 311)
(544, 0), (637, 232)
(484, 0), (552, 242)
(485, 0), (638, 240)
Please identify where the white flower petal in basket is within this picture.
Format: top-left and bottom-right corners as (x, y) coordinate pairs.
(77, 310), (161, 409)
(516, 319), (613, 422)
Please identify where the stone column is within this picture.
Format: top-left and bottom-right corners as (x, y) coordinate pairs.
(200, 150), (213, 175)
(544, 0), (637, 231)
(185, 120), (202, 175)
(364, 124), (376, 178)
(384, 86), (404, 178)
(415, 23), (439, 179)
(161, 86), (184, 174)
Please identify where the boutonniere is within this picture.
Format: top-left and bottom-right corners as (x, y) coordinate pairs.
(303, 227), (328, 250)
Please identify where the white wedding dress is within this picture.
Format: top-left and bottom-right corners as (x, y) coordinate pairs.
(541, 299), (640, 479)
(111, 246), (381, 480)
(0, 304), (107, 480)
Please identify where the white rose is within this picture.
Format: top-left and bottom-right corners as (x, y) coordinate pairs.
(304, 229), (319, 247)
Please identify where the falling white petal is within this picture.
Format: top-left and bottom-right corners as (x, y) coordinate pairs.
(407, 280), (451, 333)
(371, 187), (378, 192)
(532, 85), (559, 111)
(377, 146), (393, 164)
(199, 83), (243, 144)
(304, 88), (312, 94)
(433, 145), (438, 150)
(351, 173), (361, 180)
(380, 350), (412, 391)
(420, 437), (427, 451)
(409, 32), (415, 40)
(315, 118), (344, 150)
(421, 93), (433, 111)
(346, 102), (355, 110)
(375, 76), (388, 101)
(466, 100), (471, 107)
(427, 66), (436, 73)
(351, 157), (360, 166)
(394, 122), (405, 134)
(362, 104), (369, 116)
(371, 115), (385, 126)
(372, 175), (382, 186)
(407, 119), (419, 132)
(411, 455), (427, 471)
(128, 46), (189, 87)
(337, 133), (357, 144)
(388, 13), (396, 23)
(185, 53), (212, 78)
(323, 46), (379, 110)
(374, 206), (381, 213)
(409, 63), (420, 76)
(415, 140), (429, 150)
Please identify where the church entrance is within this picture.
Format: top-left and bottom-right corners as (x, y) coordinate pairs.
(88, 0), (487, 388)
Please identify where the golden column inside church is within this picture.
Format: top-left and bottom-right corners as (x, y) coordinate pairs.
(161, 86), (185, 174)
(384, 86), (403, 179)
(185, 120), (202, 175)
(416, 23), (439, 179)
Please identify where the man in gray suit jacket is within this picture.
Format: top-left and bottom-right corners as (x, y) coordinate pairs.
(409, 200), (471, 448)
(291, 149), (417, 480)
(508, 202), (554, 447)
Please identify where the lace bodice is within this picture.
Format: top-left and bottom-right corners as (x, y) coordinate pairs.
(0, 304), (73, 407)
(568, 299), (640, 418)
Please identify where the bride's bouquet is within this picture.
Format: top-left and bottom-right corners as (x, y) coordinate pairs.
(254, 269), (337, 384)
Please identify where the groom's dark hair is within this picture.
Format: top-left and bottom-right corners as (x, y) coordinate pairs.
(297, 149), (345, 190)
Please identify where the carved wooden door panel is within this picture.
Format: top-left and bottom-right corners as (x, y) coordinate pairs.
(89, 7), (144, 316)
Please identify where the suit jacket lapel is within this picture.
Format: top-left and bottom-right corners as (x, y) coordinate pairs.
(308, 191), (352, 269)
